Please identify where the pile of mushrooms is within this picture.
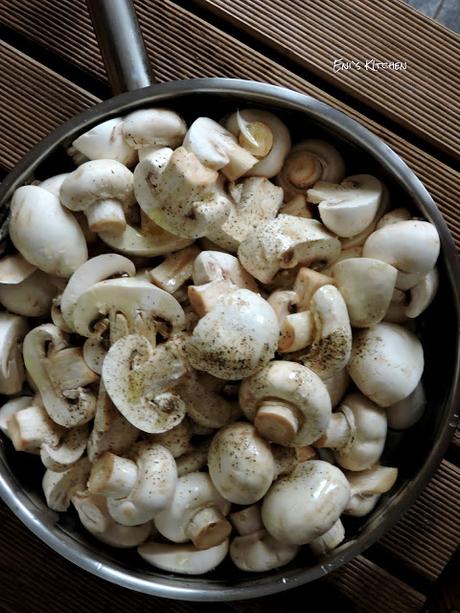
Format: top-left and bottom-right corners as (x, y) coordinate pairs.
(0, 105), (440, 576)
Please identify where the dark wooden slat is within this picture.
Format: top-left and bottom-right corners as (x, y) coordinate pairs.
(192, 0), (460, 161)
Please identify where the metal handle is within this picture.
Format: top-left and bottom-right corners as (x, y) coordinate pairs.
(86, 0), (154, 94)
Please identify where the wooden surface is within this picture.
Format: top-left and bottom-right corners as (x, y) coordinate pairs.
(0, 1), (459, 612)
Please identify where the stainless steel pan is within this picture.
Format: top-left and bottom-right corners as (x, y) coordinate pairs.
(0, 0), (459, 601)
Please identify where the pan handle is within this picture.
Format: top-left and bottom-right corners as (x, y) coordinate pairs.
(86, 0), (154, 94)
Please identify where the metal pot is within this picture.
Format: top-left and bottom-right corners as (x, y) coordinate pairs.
(0, 0), (459, 602)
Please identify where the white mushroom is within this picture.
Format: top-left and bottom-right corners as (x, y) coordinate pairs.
(405, 268), (438, 318)
(39, 173), (70, 198)
(224, 109), (291, 178)
(192, 250), (258, 292)
(386, 381), (426, 430)
(230, 529), (299, 572)
(148, 418), (192, 458)
(102, 334), (187, 433)
(0, 313), (28, 394)
(277, 139), (345, 198)
(183, 117), (258, 180)
(239, 361), (331, 446)
(71, 117), (137, 166)
(314, 393), (387, 471)
(261, 460), (350, 545)
(344, 464), (398, 517)
(376, 207), (411, 229)
(42, 457), (91, 512)
(40, 424), (89, 472)
(307, 175), (383, 238)
(310, 519), (345, 556)
(176, 439), (211, 477)
(149, 245), (201, 294)
(185, 289), (279, 380)
(238, 215), (341, 284)
(348, 322), (424, 407)
(332, 258), (398, 327)
(208, 422), (275, 504)
(139, 540), (229, 575)
(363, 220), (440, 274)
(72, 491), (151, 547)
(23, 324), (98, 427)
(0, 270), (59, 317)
(122, 108), (186, 150)
(323, 369), (350, 408)
(279, 194), (312, 218)
(9, 186), (88, 277)
(0, 396), (32, 438)
(0, 254), (36, 284)
(7, 404), (63, 453)
(88, 443), (177, 526)
(154, 472), (232, 550)
(60, 160), (135, 234)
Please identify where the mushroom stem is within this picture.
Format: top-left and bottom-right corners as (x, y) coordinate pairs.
(230, 505), (263, 536)
(294, 267), (334, 311)
(188, 279), (237, 317)
(283, 149), (323, 189)
(86, 199), (127, 234)
(46, 347), (100, 391)
(237, 118), (274, 158)
(254, 400), (299, 445)
(149, 245), (200, 294)
(314, 412), (351, 449)
(186, 506), (232, 550)
(279, 311), (315, 352)
(8, 406), (64, 453)
(88, 452), (138, 497)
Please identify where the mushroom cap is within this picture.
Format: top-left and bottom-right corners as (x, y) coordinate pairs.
(344, 464), (398, 517)
(60, 159), (135, 213)
(363, 220), (440, 274)
(192, 250), (258, 292)
(0, 270), (58, 317)
(60, 254), (136, 328)
(98, 221), (192, 257)
(230, 529), (299, 572)
(9, 186), (88, 277)
(310, 519), (345, 556)
(0, 254), (36, 284)
(333, 257), (398, 327)
(323, 368), (350, 408)
(122, 108), (187, 149)
(239, 361), (332, 446)
(0, 312), (28, 395)
(0, 396), (33, 438)
(72, 117), (137, 166)
(261, 460), (351, 545)
(39, 173), (70, 198)
(139, 540), (229, 575)
(386, 381), (426, 430)
(238, 215), (341, 284)
(154, 472), (231, 543)
(40, 424), (89, 472)
(208, 422), (275, 505)
(405, 268), (439, 318)
(185, 289), (279, 380)
(348, 322), (424, 407)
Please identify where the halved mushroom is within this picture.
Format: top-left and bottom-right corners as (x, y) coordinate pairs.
(102, 334), (188, 433)
(277, 139), (345, 198)
(348, 322), (424, 407)
(154, 472), (232, 550)
(223, 109), (291, 178)
(344, 464), (398, 517)
(310, 519), (345, 556)
(149, 245), (201, 294)
(238, 215), (341, 284)
(139, 540), (229, 575)
(185, 289), (279, 380)
(122, 108), (186, 150)
(23, 324), (98, 427)
(239, 361), (331, 447)
(71, 117), (138, 166)
(307, 174), (383, 238)
(0, 313), (28, 394)
(9, 186), (88, 277)
(386, 381), (426, 430)
(42, 457), (91, 512)
(0, 396), (33, 438)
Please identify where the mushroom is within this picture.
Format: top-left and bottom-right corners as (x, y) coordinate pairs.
(154, 472), (232, 550)
(183, 117), (258, 180)
(0, 313), (28, 394)
(39, 173), (70, 197)
(279, 194), (313, 218)
(307, 174), (383, 238)
(277, 139), (345, 198)
(139, 540), (229, 575)
(261, 460), (351, 545)
(185, 289), (279, 380)
(0, 396), (33, 438)
(405, 268), (438, 318)
(314, 393), (387, 471)
(332, 258), (398, 327)
(208, 422), (275, 504)
(0, 254), (36, 284)
(344, 464), (398, 517)
(176, 438), (211, 477)
(72, 491), (151, 547)
(386, 381), (426, 430)
(102, 334), (188, 433)
(87, 381), (139, 462)
(60, 254), (136, 329)
(122, 108), (186, 151)
(42, 457), (91, 512)
(71, 277), (185, 345)
(7, 404), (64, 453)
(88, 442), (177, 526)
(205, 177), (283, 252)
(147, 418), (193, 458)
(9, 186), (88, 277)
(40, 424), (89, 472)
(230, 529), (299, 572)
(239, 361), (331, 447)
(0, 270), (59, 317)
(23, 324), (98, 427)
(237, 215), (341, 284)
(82, 338), (107, 375)
(71, 117), (138, 166)
(229, 504), (264, 536)
(134, 146), (231, 240)
(323, 369), (350, 408)
(149, 245), (201, 294)
(376, 207), (412, 229)
(60, 160), (136, 234)
(348, 322), (424, 407)
(363, 220), (440, 274)
(271, 444), (317, 476)
(223, 109), (291, 178)
(310, 519), (345, 556)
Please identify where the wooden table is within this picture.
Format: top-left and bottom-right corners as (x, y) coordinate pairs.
(0, 1), (459, 611)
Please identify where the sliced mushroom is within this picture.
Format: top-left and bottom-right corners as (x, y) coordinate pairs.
(0, 313), (28, 394)
(40, 424), (89, 472)
(42, 457), (91, 512)
(122, 108), (186, 150)
(149, 245), (200, 294)
(344, 464), (398, 517)
(386, 381), (426, 430)
(238, 215), (341, 284)
(310, 519), (345, 556)
(71, 117), (137, 166)
(9, 186), (88, 277)
(0, 396), (33, 438)
(139, 540), (229, 575)
(239, 361), (331, 447)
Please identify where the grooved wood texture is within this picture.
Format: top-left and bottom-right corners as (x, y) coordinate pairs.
(0, 40), (98, 169)
(193, 0), (460, 160)
(0, 0), (459, 251)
